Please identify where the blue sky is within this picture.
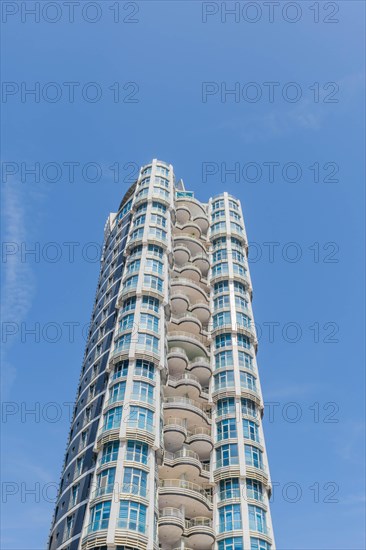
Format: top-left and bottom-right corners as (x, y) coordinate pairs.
(1, 1), (365, 548)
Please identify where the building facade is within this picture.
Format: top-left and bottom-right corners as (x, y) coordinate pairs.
(48, 160), (275, 550)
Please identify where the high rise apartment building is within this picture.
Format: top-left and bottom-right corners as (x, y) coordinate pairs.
(48, 159), (275, 550)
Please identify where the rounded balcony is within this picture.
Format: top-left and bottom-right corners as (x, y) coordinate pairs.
(174, 235), (208, 259)
(166, 373), (208, 401)
(176, 221), (202, 239)
(167, 348), (212, 386)
(160, 448), (209, 483)
(164, 396), (211, 426)
(169, 312), (203, 336)
(159, 479), (213, 516)
(185, 517), (215, 549)
(171, 278), (209, 307)
(158, 508), (185, 547)
(163, 418), (213, 458)
(167, 331), (209, 362)
(174, 262), (203, 283)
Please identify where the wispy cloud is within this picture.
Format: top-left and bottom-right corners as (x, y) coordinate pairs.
(1, 183), (36, 398)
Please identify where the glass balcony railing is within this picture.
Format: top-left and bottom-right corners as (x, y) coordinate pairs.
(116, 518), (147, 534)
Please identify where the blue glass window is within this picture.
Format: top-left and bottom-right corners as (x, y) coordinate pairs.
(135, 359), (155, 380)
(109, 381), (126, 404)
(122, 467), (147, 497)
(241, 398), (258, 418)
(126, 440), (148, 464)
(250, 538), (271, 550)
(118, 501), (147, 533)
(245, 445), (263, 470)
(248, 505), (267, 534)
(113, 360), (129, 380)
(143, 275), (163, 291)
(141, 295), (160, 312)
(212, 263), (229, 277)
(101, 441), (119, 465)
(219, 504), (242, 533)
(215, 350), (233, 369)
(240, 372), (257, 391)
(217, 418), (237, 441)
(139, 313), (159, 332)
(89, 501), (111, 532)
(247, 479), (263, 502)
(132, 381), (154, 404)
(237, 333), (251, 349)
(137, 332), (159, 352)
(214, 370), (235, 390)
(213, 311), (231, 328)
(217, 397), (235, 416)
(219, 478), (240, 500)
(243, 419), (260, 443)
(214, 280), (229, 294)
(216, 443), (239, 468)
(128, 406), (154, 431)
(215, 333), (232, 348)
(147, 243), (163, 258)
(103, 407), (122, 431)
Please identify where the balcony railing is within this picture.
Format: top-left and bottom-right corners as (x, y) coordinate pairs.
(159, 479), (212, 503)
(164, 396), (211, 418)
(116, 518), (147, 534)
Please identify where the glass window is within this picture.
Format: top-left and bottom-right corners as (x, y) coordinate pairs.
(118, 501), (147, 533)
(243, 419), (260, 443)
(101, 441), (119, 465)
(215, 333), (232, 348)
(140, 177), (150, 188)
(122, 297), (136, 313)
(216, 443), (239, 468)
(141, 295), (159, 312)
(214, 294), (230, 310)
(241, 398), (258, 418)
(127, 259), (141, 273)
(212, 199), (225, 211)
(130, 245), (143, 258)
(109, 381), (126, 404)
(237, 333), (251, 349)
(217, 418), (238, 441)
(248, 505), (267, 534)
(126, 440), (148, 464)
(212, 210), (226, 221)
(136, 202), (147, 214)
(233, 263), (246, 277)
(238, 351), (253, 370)
(229, 199), (239, 211)
(235, 295), (248, 310)
(247, 479), (263, 502)
(215, 350), (233, 369)
(89, 501), (111, 532)
(154, 176), (169, 188)
(232, 249), (245, 263)
(152, 200), (167, 213)
(213, 311), (231, 328)
(217, 397), (235, 416)
(113, 360), (129, 380)
(135, 359), (155, 380)
(236, 312), (251, 328)
(214, 370), (235, 390)
(212, 262), (229, 277)
(143, 275), (163, 292)
(245, 445), (263, 470)
(150, 213), (166, 227)
(250, 538), (271, 550)
(103, 407), (122, 431)
(213, 249), (228, 262)
(122, 467), (147, 497)
(219, 478), (240, 500)
(96, 467), (115, 496)
(156, 165), (169, 177)
(148, 227), (167, 240)
(119, 314), (135, 331)
(128, 406), (154, 431)
(124, 275), (138, 289)
(153, 186), (169, 200)
(115, 333), (131, 352)
(134, 215), (146, 227)
(132, 381), (154, 404)
(136, 188), (149, 200)
(240, 372), (257, 391)
(145, 258), (163, 274)
(230, 210), (241, 221)
(234, 281), (246, 295)
(219, 537), (244, 550)
(214, 280), (229, 294)
(212, 221), (227, 234)
(147, 243), (163, 258)
(141, 167), (151, 176)
(137, 332), (159, 352)
(219, 504), (242, 533)
(231, 222), (243, 234)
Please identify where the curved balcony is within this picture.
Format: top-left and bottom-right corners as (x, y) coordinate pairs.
(174, 235), (208, 259)
(176, 221), (202, 239)
(163, 418), (213, 459)
(171, 277), (209, 306)
(174, 262), (204, 283)
(160, 448), (209, 483)
(159, 479), (213, 516)
(164, 396), (211, 426)
(167, 331), (209, 361)
(170, 291), (210, 325)
(185, 517), (215, 549)
(170, 312), (203, 336)
(167, 347), (212, 386)
(158, 508), (185, 547)
(166, 373), (208, 401)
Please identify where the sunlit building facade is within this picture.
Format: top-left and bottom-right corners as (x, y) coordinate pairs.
(48, 159), (275, 550)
